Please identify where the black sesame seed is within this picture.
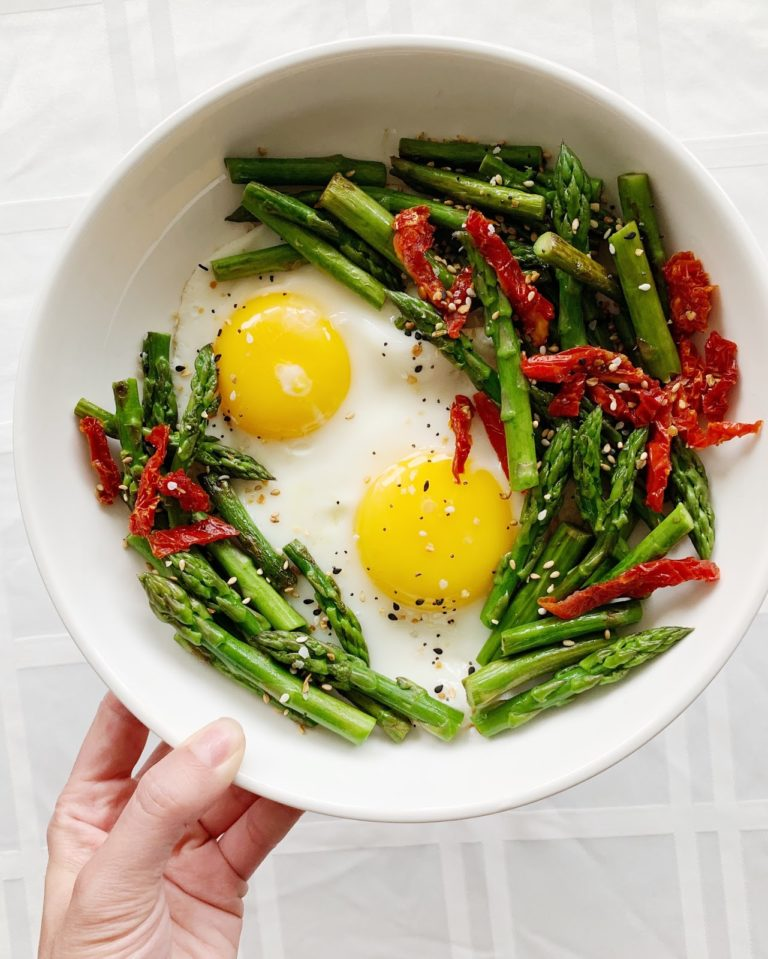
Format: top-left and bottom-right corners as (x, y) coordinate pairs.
(433, 647), (443, 655)
(434, 684), (444, 693)
(332, 566), (342, 575)
(387, 612), (398, 621)
(175, 364), (186, 372)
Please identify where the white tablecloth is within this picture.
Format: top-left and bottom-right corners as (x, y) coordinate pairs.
(2, 3), (767, 957)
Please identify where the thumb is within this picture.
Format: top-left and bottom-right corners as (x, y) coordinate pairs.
(86, 717), (245, 892)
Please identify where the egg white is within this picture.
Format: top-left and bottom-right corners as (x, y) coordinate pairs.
(174, 226), (521, 710)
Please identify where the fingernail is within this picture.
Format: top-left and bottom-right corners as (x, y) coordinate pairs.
(186, 718), (244, 768)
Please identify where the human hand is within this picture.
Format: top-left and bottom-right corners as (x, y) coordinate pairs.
(39, 693), (301, 958)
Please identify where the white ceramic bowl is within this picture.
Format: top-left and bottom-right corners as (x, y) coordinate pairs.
(15, 37), (768, 821)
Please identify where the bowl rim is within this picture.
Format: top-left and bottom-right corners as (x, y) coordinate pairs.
(14, 34), (768, 821)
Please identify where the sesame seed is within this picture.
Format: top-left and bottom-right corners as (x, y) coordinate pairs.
(549, 570), (561, 578)
(638, 283), (651, 291)
(589, 219), (598, 229)
(509, 558), (517, 570)
(563, 639), (575, 647)
(543, 560), (554, 569)
(537, 509), (548, 521)
(546, 584), (555, 593)
(527, 289), (535, 302)
(523, 179), (535, 188)
(635, 249), (643, 257)
(571, 217), (580, 233)
(279, 693), (290, 704)
(604, 629), (612, 639)
(227, 576), (237, 585)
(321, 683), (333, 691)
(529, 573), (541, 581)
(298, 645), (309, 659)
(608, 243), (616, 255)
(538, 607), (547, 616)
(492, 145), (501, 154)
(229, 390), (237, 401)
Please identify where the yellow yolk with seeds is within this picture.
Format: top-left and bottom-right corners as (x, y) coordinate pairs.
(355, 452), (516, 611)
(215, 292), (350, 439)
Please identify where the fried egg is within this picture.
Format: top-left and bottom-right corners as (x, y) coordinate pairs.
(174, 225), (520, 707)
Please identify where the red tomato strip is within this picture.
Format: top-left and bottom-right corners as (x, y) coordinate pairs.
(129, 424), (170, 537)
(473, 391), (509, 478)
(449, 395), (474, 482)
(79, 416), (122, 505)
(147, 516), (239, 559)
(157, 470), (211, 513)
(521, 346), (656, 388)
(663, 251), (715, 335)
(465, 209), (554, 347)
(539, 558), (720, 619)
(444, 266), (475, 339)
(685, 420), (762, 448)
(645, 415), (672, 513)
(392, 206), (446, 309)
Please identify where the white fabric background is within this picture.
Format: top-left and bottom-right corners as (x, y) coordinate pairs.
(2, 2), (768, 957)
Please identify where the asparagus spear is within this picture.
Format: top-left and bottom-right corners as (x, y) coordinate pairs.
(463, 236), (537, 490)
(499, 600), (642, 657)
(236, 183), (404, 288)
(398, 138), (543, 169)
(668, 440), (715, 559)
(141, 332), (178, 429)
(464, 635), (614, 710)
(548, 428), (647, 600)
(479, 153), (551, 198)
(477, 522), (592, 665)
(211, 244), (305, 281)
(610, 220), (680, 380)
(617, 173), (668, 307)
(552, 144), (592, 347)
(141, 573), (375, 744)
(225, 154), (387, 186)
(388, 291), (502, 404)
(112, 378), (145, 503)
(175, 633), (315, 728)
(205, 538), (306, 631)
(241, 185), (387, 309)
(317, 173), (401, 267)
(248, 631), (464, 741)
(533, 232), (620, 299)
(481, 422), (573, 628)
(572, 405), (604, 531)
(390, 157), (546, 222)
(473, 627), (692, 736)
(172, 344), (219, 471)
(341, 689), (412, 743)
(282, 539), (369, 665)
(74, 398), (274, 482)
(200, 474), (296, 591)
(602, 502), (694, 579)
(128, 535), (271, 635)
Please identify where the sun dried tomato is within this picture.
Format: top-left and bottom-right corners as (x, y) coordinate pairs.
(663, 251), (715, 335)
(702, 331), (738, 420)
(444, 266), (475, 338)
(392, 206), (445, 309)
(521, 346), (656, 389)
(539, 557), (720, 619)
(128, 424), (169, 537)
(587, 382), (666, 428)
(465, 209), (553, 346)
(645, 410), (672, 512)
(685, 420), (762, 448)
(449, 394), (474, 482)
(79, 416), (122, 505)
(158, 470), (211, 513)
(548, 373), (587, 417)
(473, 391), (509, 478)
(147, 516), (239, 559)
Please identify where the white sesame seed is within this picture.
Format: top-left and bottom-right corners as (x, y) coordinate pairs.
(439, 578), (449, 590)
(529, 573), (541, 581)
(298, 645), (309, 659)
(604, 629), (612, 639)
(563, 639), (575, 647)
(492, 145), (501, 154)
(543, 560), (555, 569)
(571, 217), (580, 233)
(549, 570), (561, 578)
(523, 179), (535, 188)
(537, 509), (548, 521)
(589, 219), (598, 229)
(609, 243), (616, 255)
(527, 289), (535, 302)
(279, 693), (290, 704)
(227, 576), (237, 585)
(638, 283), (651, 292)
(546, 584), (555, 593)
(229, 390), (237, 401)
(487, 224), (496, 235)
(635, 249), (643, 257)
(604, 227), (612, 240)
(538, 607), (547, 616)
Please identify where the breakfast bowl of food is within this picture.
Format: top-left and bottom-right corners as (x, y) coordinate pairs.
(15, 37), (768, 821)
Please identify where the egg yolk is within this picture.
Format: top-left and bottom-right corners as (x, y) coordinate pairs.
(215, 292), (350, 439)
(355, 451), (516, 611)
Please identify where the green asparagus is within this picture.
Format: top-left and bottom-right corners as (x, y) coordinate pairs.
(172, 344), (219, 471)
(398, 138), (543, 169)
(141, 332), (178, 429)
(552, 144), (593, 347)
(499, 600), (642, 657)
(617, 173), (668, 308)
(668, 440), (715, 559)
(473, 627), (692, 736)
(572, 405), (604, 531)
(225, 154), (387, 186)
(533, 232), (620, 299)
(283, 539), (369, 665)
(141, 573), (375, 744)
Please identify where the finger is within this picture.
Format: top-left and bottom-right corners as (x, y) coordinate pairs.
(134, 741), (172, 780)
(218, 798), (302, 880)
(200, 784), (259, 839)
(68, 692), (148, 787)
(80, 717), (245, 895)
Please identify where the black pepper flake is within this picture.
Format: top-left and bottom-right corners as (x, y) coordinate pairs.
(198, 263), (209, 271)
(434, 684), (444, 694)
(387, 612), (398, 621)
(332, 566), (342, 575)
(303, 598), (314, 605)
(433, 647), (443, 655)
(467, 665), (476, 675)
(415, 598), (425, 606)
(414, 364), (423, 373)
(175, 364), (186, 372)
